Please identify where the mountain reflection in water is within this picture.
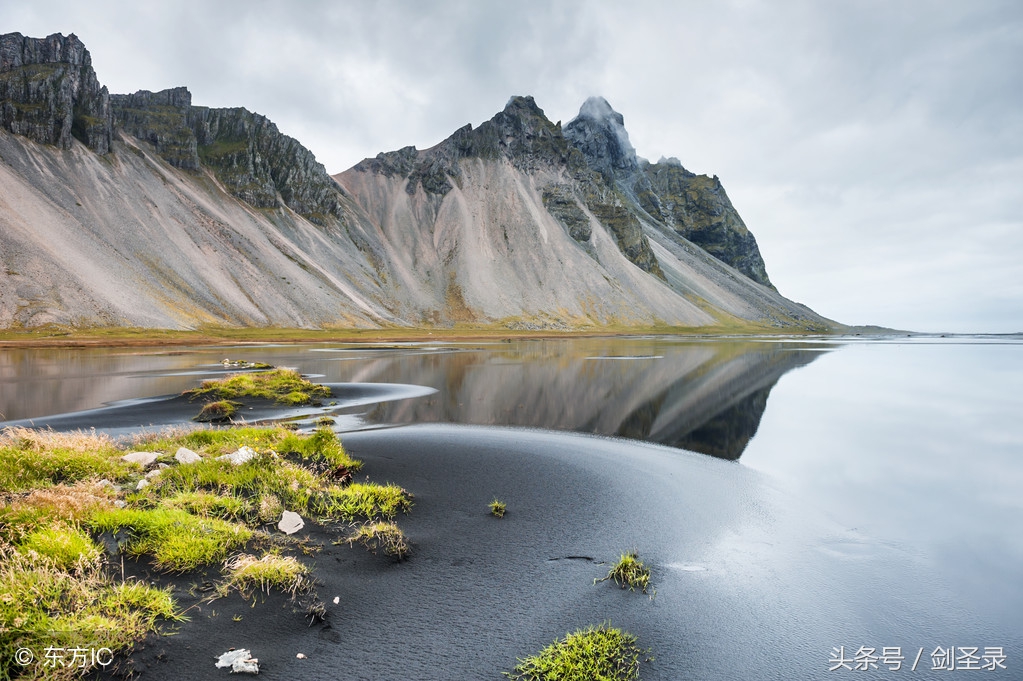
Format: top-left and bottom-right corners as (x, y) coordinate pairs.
(335, 339), (830, 459)
(0, 338), (830, 459)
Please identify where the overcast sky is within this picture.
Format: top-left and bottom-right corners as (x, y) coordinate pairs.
(4, 0), (1022, 332)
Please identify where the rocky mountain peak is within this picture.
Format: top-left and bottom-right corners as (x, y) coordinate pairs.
(0, 31), (112, 153)
(564, 96), (638, 178)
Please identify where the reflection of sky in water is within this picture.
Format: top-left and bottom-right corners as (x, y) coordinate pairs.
(743, 341), (1023, 635)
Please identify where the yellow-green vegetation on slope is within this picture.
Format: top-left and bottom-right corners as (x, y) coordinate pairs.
(504, 622), (645, 681)
(0, 322), (842, 350)
(0, 425), (412, 680)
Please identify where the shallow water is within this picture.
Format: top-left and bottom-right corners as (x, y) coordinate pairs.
(0, 337), (827, 458)
(2, 335), (1021, 678)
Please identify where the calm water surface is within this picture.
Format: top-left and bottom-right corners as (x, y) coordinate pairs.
(1, 335), (1020, 678)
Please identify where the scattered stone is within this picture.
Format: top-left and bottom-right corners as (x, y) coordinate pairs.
(175, 447), (202, 464)
(215, 649), (258, 674)
(113, 500), (127, 508)
(332, 596), (340, 605)
(122, 451), (159, 467)
(97, 479), (116, 489)
(217, 446), (256, 466)
(278, 510), (304, 535)
(296, 653), (307, 659)
(136, 478), (149, 491)
(144, 469), (163, 479)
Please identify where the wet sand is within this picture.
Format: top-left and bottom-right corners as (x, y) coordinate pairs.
(94, 423), (951, 680)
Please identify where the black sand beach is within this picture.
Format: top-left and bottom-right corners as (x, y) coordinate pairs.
(93, 423), (949, 680)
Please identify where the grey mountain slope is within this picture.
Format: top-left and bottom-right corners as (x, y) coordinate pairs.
(0, 128), (396, 328)
(337, 96), (833, 330)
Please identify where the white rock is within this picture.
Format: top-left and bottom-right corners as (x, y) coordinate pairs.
(122, 451), (159, 467)
(135, 478), (149, 490)
(232, 657), (259, 674)
(296, 653), (307, 659)
(217, 446), (256, 466)
(332, 596), (339, 605)
(144, 469), (162, 479)
(113, 500), (127, 508)
(175, 447), (202, 464)
(97, 479), (116, 489)
(215, 649), (258, 673)
(278, 510), (304, 535)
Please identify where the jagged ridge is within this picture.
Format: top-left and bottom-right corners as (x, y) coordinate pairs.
(0, 32), (111, 154)
(110, 87), (345, 225)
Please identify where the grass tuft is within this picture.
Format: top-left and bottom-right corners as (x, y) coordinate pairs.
(595, 551), (652, 594)
(19, 523), (102, 571)
(489, 498), (507, 518)
(89, 507), (251, 572)
(194, 400), (240, 423)
(504, 622), (644, 681)
(223, 552), (310, 595)
(343, 521), (409, 560)
(314, 482), (412, 521)
(159, 490), (249, 520)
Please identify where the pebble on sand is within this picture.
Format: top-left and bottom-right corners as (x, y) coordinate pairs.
(278, 510), (304, 535)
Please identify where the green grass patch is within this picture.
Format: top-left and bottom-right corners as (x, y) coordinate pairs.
(89, 507), (252, 572)
(0, 544), (182, 680)
(1, 424), (409, 672)
(0, 427), (130, 492)
(18, 523), (102, 571)
(184, 367), (331, 405)
(159, 490), (250, 520)
(314, 482), (412, 521)
(342, 521), (409, 559)
(489, 498), (507, 518)
(144, 452), (321, 513)
(137, 426), (360, 472)
(139, 425), (287, 456)
(194, 399), (240, 422)
(504, 622), (645, 681)
(277, 427), (362, 473)
(595, 551), (652, 594)
(222, 552), (310, 596)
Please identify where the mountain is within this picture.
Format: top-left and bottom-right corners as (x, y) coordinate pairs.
(336, 95), (829, 329)
(0, 32), (835, 331)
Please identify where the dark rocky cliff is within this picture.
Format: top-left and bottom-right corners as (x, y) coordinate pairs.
(638, 160), (773, 288)
(0, 32), (111, 154)
(563, 96), (773, 289)
(111, 87), (344, 225)
(353, 96), (664, 277)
